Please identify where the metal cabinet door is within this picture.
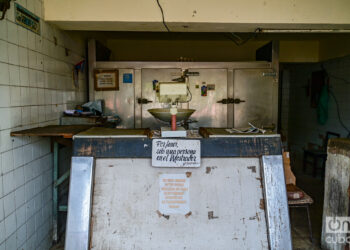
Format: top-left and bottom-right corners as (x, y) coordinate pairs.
(94, 69), (135, 128)
(188, 69), (228, 128)
(233, 69), (277, 128)
(141, 68), (182, 129)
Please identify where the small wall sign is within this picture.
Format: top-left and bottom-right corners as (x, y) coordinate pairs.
(159, 174), (190, 215)
(94, 69), (119, 91)
(152, 139), (200, 167)
(123, 73), (133, 83)
(15, 3), (40, 35)
(201, 84), (207, 96)
(207, 84), (215, 91)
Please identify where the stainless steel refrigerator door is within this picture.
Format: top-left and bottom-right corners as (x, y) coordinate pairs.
(233, 69), (277, 129)
(188, 68), (228, 128)
(94, 69), (135, 128)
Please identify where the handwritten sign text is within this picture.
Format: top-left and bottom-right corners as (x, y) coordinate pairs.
(152, 139), (200, 167)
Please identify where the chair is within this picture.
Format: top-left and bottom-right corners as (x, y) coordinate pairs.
(303, 131), (340, 177)
(284, 152), (314, 243)
(287, 184), (314, 243)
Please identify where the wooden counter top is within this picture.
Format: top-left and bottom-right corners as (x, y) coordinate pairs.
(74, 127), (151, 138)
(10, 125), (93, 139)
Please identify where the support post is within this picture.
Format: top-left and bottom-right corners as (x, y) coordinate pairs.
(271, 40), (279, 132)
(65, 157), (95, 250)
(88, 39), (96, 102)
(261, 155), (292, 250)
(53, 141), (59, 242)
(54, 170), (70, 188)
(321, 138), (350, 249)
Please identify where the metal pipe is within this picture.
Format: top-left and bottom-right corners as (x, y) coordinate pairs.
(257, 28), (350, 33)
(54, 170), (70, 188)
(53, 141), (58, 243)
(171, 115), (176, 131)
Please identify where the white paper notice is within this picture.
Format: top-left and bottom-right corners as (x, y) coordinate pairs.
(152, 139), (200, 167)
(159, 174), (190, 215)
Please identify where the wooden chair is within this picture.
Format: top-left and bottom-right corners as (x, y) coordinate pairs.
(303, 131), (340, 178)
(284, 152), (314, 243)
(287, 184), (314, 243)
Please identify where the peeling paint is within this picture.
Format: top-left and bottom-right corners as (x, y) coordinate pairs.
(186, 172), (192, 178)
(328, 139), (350, 158)
(259, 199), (265, 210)
(208, 211), (219, 220)
(107, 212), (111, 226)
(205, 166), (217, 174)
(77, 145), (92, 155)
(185, 211), (192, 218)
(256, 177), (263, 188)
(192, 10), (197, 17)
(156, 210), (170, 220)
(249, 213), (260, 221)
(247, 166), (256, 173)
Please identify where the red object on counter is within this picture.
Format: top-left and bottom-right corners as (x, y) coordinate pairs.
(286, 184), (305, 200)
(171, 115), (176, 131)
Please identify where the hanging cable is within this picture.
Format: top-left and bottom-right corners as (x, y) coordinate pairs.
(329, 90), (350, 133)
(321, 64), (350, 133)
(321, 63), (350, 84)
(156, 0), (170, 32)
(328, 73), (350, 85)
(186, 86), (192, 102)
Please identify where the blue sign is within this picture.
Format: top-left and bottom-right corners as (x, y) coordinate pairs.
(15, 3), (40, 35)
(123, 73), (133, 83)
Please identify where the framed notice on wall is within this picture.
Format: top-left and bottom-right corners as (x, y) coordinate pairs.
(94, 69), (119, 91)
(15, 3), (40, 35)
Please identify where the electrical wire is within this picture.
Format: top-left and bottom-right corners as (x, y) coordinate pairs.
(156, 0), (170, 32)
(328, 73), (350, 84)
(320, 65), (350, 134)
(321, 63), (350, 84)
(186, 86), (192, 102)
(329, 89), (350, 133)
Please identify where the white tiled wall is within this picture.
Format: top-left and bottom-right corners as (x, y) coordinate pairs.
(0, 0), (86, 249)
(283, 55), (350, 173)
